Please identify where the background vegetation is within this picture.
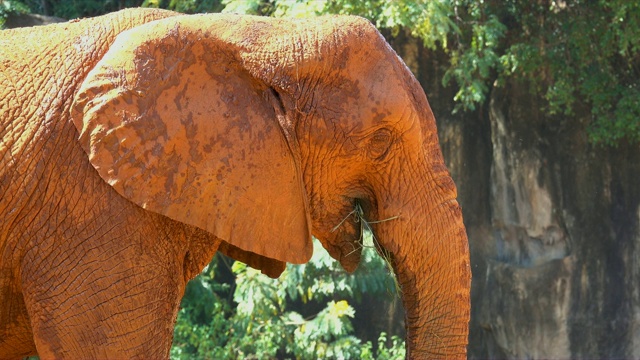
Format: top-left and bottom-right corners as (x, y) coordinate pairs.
(3, 0), (639, 358)
(171, 238), (404, 359)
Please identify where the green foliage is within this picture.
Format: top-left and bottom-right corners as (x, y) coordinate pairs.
(220, 0), (270, 16)
(443, 9), (506, 113)
(171, 257), (233, 359)
(171, 239), (404, 359)
(0, 0), (29, 28)
(360, 332), (406, 360)
(492, 0), (640, 144)
(14, 0), (146, 19)
(142, 0), (224, 14)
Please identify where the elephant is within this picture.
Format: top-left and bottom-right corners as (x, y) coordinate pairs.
(0, 8), (471, 359)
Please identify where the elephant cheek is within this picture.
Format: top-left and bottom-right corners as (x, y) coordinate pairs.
(337, 232), (362, 273)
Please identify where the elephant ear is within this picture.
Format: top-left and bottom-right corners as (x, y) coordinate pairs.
(70, 22), (312, 265)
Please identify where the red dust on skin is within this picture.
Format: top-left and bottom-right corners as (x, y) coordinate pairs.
(1, 9), (470, 359)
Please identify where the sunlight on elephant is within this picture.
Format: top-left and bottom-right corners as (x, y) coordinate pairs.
(0, 8), (470, 359)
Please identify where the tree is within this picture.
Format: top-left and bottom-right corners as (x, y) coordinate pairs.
(0, 0), (29, 27)
(171, 238), (405, 359)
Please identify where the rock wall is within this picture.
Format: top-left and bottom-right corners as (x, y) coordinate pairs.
(387, 32), (640, 358)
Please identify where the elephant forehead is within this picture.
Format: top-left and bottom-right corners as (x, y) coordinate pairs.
(321, 75), (413, 138)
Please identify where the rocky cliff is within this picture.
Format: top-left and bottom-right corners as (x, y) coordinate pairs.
(388, 32), (640, 358)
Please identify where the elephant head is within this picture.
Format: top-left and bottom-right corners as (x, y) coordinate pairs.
(71, 14), (471, 357)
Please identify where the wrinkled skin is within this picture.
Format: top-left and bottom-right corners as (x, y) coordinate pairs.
(0, 9), (471, 359)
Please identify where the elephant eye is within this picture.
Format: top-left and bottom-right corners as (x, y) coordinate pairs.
(366, 128), (393, 160)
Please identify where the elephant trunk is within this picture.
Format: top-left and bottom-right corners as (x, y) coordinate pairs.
(374, 180), (471, 358)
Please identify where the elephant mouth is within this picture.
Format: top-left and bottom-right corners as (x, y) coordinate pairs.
(335, 237), (363, 273)
(327, 199), (390, 273)
(316, 199), (360, 272)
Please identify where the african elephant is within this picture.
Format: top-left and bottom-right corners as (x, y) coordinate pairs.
(0, 8), (471, 359)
